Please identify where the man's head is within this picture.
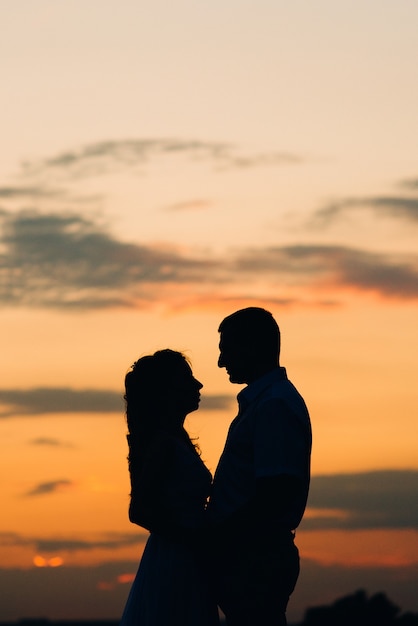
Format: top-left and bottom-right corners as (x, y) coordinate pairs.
(218, 307), (280, 384)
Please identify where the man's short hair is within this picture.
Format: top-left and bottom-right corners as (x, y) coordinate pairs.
(219, 307), (280, 357)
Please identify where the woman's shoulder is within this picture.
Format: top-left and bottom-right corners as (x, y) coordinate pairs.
(140, 429), (205, 475)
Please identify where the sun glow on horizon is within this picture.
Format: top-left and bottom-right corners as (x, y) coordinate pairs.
(33, 555), (64, 568)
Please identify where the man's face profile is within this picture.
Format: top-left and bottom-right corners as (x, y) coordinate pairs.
(218, 331), (252, 384)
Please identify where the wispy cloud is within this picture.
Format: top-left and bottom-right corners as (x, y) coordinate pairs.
(313, 175), (418, 226)
(24, 479), (74, 497)
(20, 138), (302, 180)
(29, 437), (75, 448)
(303, 470), (418, 530)
(168, 294), (338, 313)
(0, 185), (66, 200)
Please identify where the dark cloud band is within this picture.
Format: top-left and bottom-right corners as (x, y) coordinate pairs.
(1, 209), (418, 311)
(0, 387), (233, 418)
(0, 531), (146, 552)
(303, 470), (418, 530)
(0, 387), (123, 417)
(314, 194), (418, 224)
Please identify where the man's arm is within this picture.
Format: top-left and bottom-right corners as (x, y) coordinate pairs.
(255, 474), (303, 530)
(212, 473), (303, 554)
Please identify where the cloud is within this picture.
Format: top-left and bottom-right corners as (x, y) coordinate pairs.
(24, 479), (73, 497)
(21, 138), (302, 179)
(29, 437), (75, 448)
(234, 245), (418, 299)
(291, 560), (418, 624)
(0, 530), (147, 553)
(0, 387), (123, 417)
(1, 529), (418, 621)
(303, 470), (418, 530)
(0, 386), (232, 418)
(1, 209), (417, 311)
(199, 394), (234, 411)
(0, 558), (417, 623)
(162, 199), (212, 212)
(35, 534), (145, 553)
(314, 195), (418, 225)
(0, 561), (136, 620)
(399, 178), (418, 190)
(0, 209), (215, 309)
(0, 185), (66, 200)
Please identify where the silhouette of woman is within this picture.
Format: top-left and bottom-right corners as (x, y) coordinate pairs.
(120, 349), (219, 626)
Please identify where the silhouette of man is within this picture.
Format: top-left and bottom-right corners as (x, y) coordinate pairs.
(208, 307), (312, 626)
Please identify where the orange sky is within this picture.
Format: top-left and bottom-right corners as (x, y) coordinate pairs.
(1, 0), (418, 622)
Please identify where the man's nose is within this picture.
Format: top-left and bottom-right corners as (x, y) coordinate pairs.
(218, 353), (224, 368)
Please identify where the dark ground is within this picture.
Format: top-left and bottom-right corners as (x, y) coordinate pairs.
(2, 590), (418, 626)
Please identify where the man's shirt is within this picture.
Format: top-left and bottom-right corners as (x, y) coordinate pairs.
(208, 367), (312, 530)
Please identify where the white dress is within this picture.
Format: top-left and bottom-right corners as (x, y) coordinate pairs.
(121, 434), (219, 626)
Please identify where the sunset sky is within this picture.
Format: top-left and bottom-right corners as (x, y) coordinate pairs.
(1, 1), (418, 622)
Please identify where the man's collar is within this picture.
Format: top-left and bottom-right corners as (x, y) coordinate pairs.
(237, 366), (287, 409)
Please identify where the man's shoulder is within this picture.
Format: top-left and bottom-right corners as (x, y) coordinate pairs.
(259, 375), (301, 402)
(255, 378), (310, 421)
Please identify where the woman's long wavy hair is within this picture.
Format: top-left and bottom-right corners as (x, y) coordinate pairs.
(124, 349), (199, 472)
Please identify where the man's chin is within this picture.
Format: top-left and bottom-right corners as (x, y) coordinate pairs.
(228, 373), (246, 384)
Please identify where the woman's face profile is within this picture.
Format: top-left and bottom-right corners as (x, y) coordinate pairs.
(170, 361), (203, 419)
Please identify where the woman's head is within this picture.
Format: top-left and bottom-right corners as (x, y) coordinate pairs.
(124, 349), (203, 437)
